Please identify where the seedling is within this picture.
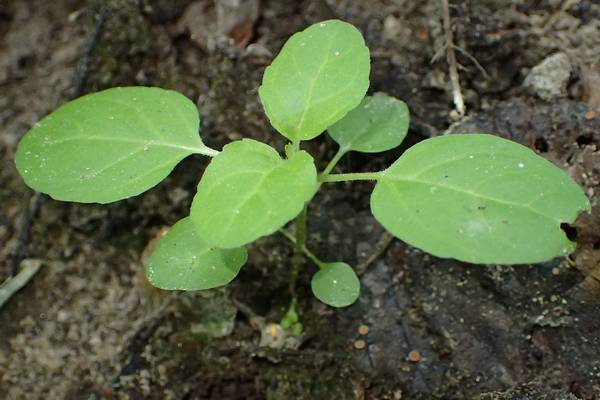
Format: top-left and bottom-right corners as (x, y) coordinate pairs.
(15, 20), (590, 310)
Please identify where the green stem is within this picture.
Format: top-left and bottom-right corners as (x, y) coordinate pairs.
(290, 205), (308, 297)
(322, 147), (347, 176)
(285, 140), (301, 160)
(295, 205), (307, 259)
(291, 139), (300, 154)
(319, 171), (384, 183)
(279, 228), (324, 269)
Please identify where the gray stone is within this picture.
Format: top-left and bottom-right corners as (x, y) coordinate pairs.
(524, 52), (572, 101)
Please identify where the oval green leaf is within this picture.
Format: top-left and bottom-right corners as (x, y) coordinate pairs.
(371, 134), (591, 264)
(311, 262), (360, 308)
(15, 87), (217, 204)
(259, 19), (370, 142)
(146, 217), (247, 290)
(328, 94), (410, 153)
(191, 139), (317, 248)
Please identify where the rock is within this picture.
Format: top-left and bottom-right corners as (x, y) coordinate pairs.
(524, 52), (572, 101)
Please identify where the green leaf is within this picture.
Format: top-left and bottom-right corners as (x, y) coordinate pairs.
(371, 134), (591, 264)
(146, 217), (247, 290)
(280, 307), (299, 328)
(328, 94), (410, 153)
(259, 20), (370, 142)
(280, 301), (303, 336)
(290, 322), (303, 337)
(191, 139), (317, 248)
(15, 87), (217, 204)
(311, 262), (360, 308)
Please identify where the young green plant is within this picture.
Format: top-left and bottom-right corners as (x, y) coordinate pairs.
(15, 20), (590, 311)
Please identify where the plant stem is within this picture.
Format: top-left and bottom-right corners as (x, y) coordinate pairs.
(290, 205), (308, 297)
(322, 147), (347, 176)
(441, 0), (465, 117)
(291, 139), (300, 154)
(279, 228), (323, 269)
(319, 171), (383, 183)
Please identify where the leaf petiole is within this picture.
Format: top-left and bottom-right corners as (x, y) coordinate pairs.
(321, 147), (348, 176)
(319, 171), (384, 183)
(279, 228), (324, 269)
(291, 139), (301, 154)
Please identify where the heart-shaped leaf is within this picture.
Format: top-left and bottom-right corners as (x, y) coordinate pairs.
(16, 87), (216, 204)
(191, 139), (317, 248)
(311, 262), (360, 308)
(259, 19), (370, 142)
(371, 134), (591, 264)
(146, 217), (247, 290)
(328, 94), (409, 153)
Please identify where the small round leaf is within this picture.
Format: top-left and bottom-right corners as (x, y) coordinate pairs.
(191, 139), (317, 248)
(16, 87), (216, 204)
(259, 20), (370, 142)
(311, 262), (360, 308)
(371, 134), (591, 264)
(146, 217), (247, 290)
(328, 94), (409, 153)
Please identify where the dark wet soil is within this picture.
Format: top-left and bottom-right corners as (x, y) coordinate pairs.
(1, 1), (599, 399)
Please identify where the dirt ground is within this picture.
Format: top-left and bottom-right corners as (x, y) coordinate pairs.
(1, 0), (599, 399)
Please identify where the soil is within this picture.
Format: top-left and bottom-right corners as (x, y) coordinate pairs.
(1, 0), (599, 399)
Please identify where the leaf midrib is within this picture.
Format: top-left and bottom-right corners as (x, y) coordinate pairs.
(47, 135), (206, 154)
(217, 158), (301, 244)
(383, 176), (561, 224)
(377, 180), (474, 258)
(294, 33), (337, 136)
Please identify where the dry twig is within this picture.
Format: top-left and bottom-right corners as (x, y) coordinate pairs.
(357, 232), (395, 276)
(441, 0), (465, 117)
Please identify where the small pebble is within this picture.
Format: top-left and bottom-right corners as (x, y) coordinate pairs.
(358, 324), (370, 335)
(354, 339), (366, 350)
(408, 350), (421, 362)
(523, 52), (571, 101)
(585, 110), (597, 120)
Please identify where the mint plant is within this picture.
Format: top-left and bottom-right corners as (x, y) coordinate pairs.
(15, 20), (590, 309)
